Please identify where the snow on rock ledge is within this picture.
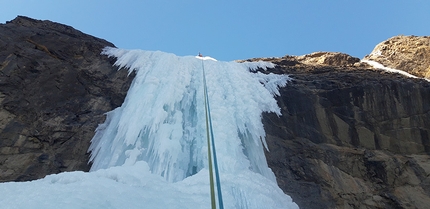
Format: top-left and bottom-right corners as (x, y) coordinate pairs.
(364, 35), (430, 79)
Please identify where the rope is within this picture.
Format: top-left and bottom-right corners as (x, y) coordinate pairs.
(202, 58), (224, 209)
(206, 80), (224, 209)
(203, 59), (216, 209)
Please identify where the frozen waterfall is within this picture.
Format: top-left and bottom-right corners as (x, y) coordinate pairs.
(89, 47), (289, 183)
(86, 47), (297, 208)
(0, 48), (299, 209)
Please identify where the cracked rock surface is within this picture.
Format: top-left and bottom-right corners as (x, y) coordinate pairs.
(260, 55), (430, 209)
(0, 16), (134, 181)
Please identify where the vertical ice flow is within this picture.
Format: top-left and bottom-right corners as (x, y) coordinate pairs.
(88, 47), (290, 183)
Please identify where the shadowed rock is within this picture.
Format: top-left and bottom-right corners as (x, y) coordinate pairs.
(262, 55), (430, 209)
(0, 16), (134, 182)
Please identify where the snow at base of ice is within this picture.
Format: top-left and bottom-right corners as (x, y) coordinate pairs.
(0, 48), (298, 209)
(361, 59), (430, 82)
(0, 162), (298, 209)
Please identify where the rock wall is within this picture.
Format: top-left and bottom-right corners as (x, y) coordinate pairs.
(262, 55), (430, 209)
(0, 16), (134, 182)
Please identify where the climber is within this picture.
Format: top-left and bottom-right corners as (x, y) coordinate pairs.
(198, 52), (203, 57)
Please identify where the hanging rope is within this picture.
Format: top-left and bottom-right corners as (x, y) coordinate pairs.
(201, 58), (224, 209)
(203, 60), (216, 208)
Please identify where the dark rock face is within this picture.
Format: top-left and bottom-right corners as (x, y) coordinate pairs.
(0, 16), (133, 182)
(262, 57), (430, 209)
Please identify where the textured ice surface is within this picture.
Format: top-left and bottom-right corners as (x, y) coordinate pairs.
(89, 47), (289, 183)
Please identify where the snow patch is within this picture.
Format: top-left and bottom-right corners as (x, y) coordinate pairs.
(0, 162), (298, 209)
(361, 59), (430, 82)
(195, 55), (218, 61)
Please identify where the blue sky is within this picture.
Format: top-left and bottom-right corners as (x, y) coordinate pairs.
(1, 1), (429, 61)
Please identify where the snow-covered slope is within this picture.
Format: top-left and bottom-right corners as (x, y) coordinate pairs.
(0, 161), (297, 209)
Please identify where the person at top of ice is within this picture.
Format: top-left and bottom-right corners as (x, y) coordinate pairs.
(198, 52), (203, 57)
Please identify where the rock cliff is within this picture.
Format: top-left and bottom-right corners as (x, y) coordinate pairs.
(0, 16), (134, 181)
(1, 17), (429, 209)
(257, 53), (430, 209)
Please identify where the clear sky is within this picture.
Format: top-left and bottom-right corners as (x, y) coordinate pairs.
(1, 1), (429, 61)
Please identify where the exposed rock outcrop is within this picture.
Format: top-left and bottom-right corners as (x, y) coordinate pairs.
(0, 16), (134, 182)
(242, 51), (362, 68)
(295, 52), (360, 67)
(261, 55), (430, 209)
(364, 35), (430, 78)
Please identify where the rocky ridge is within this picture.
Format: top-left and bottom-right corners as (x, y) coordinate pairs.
(364, 35), (430, 79)
(0, 16), (429, 209)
